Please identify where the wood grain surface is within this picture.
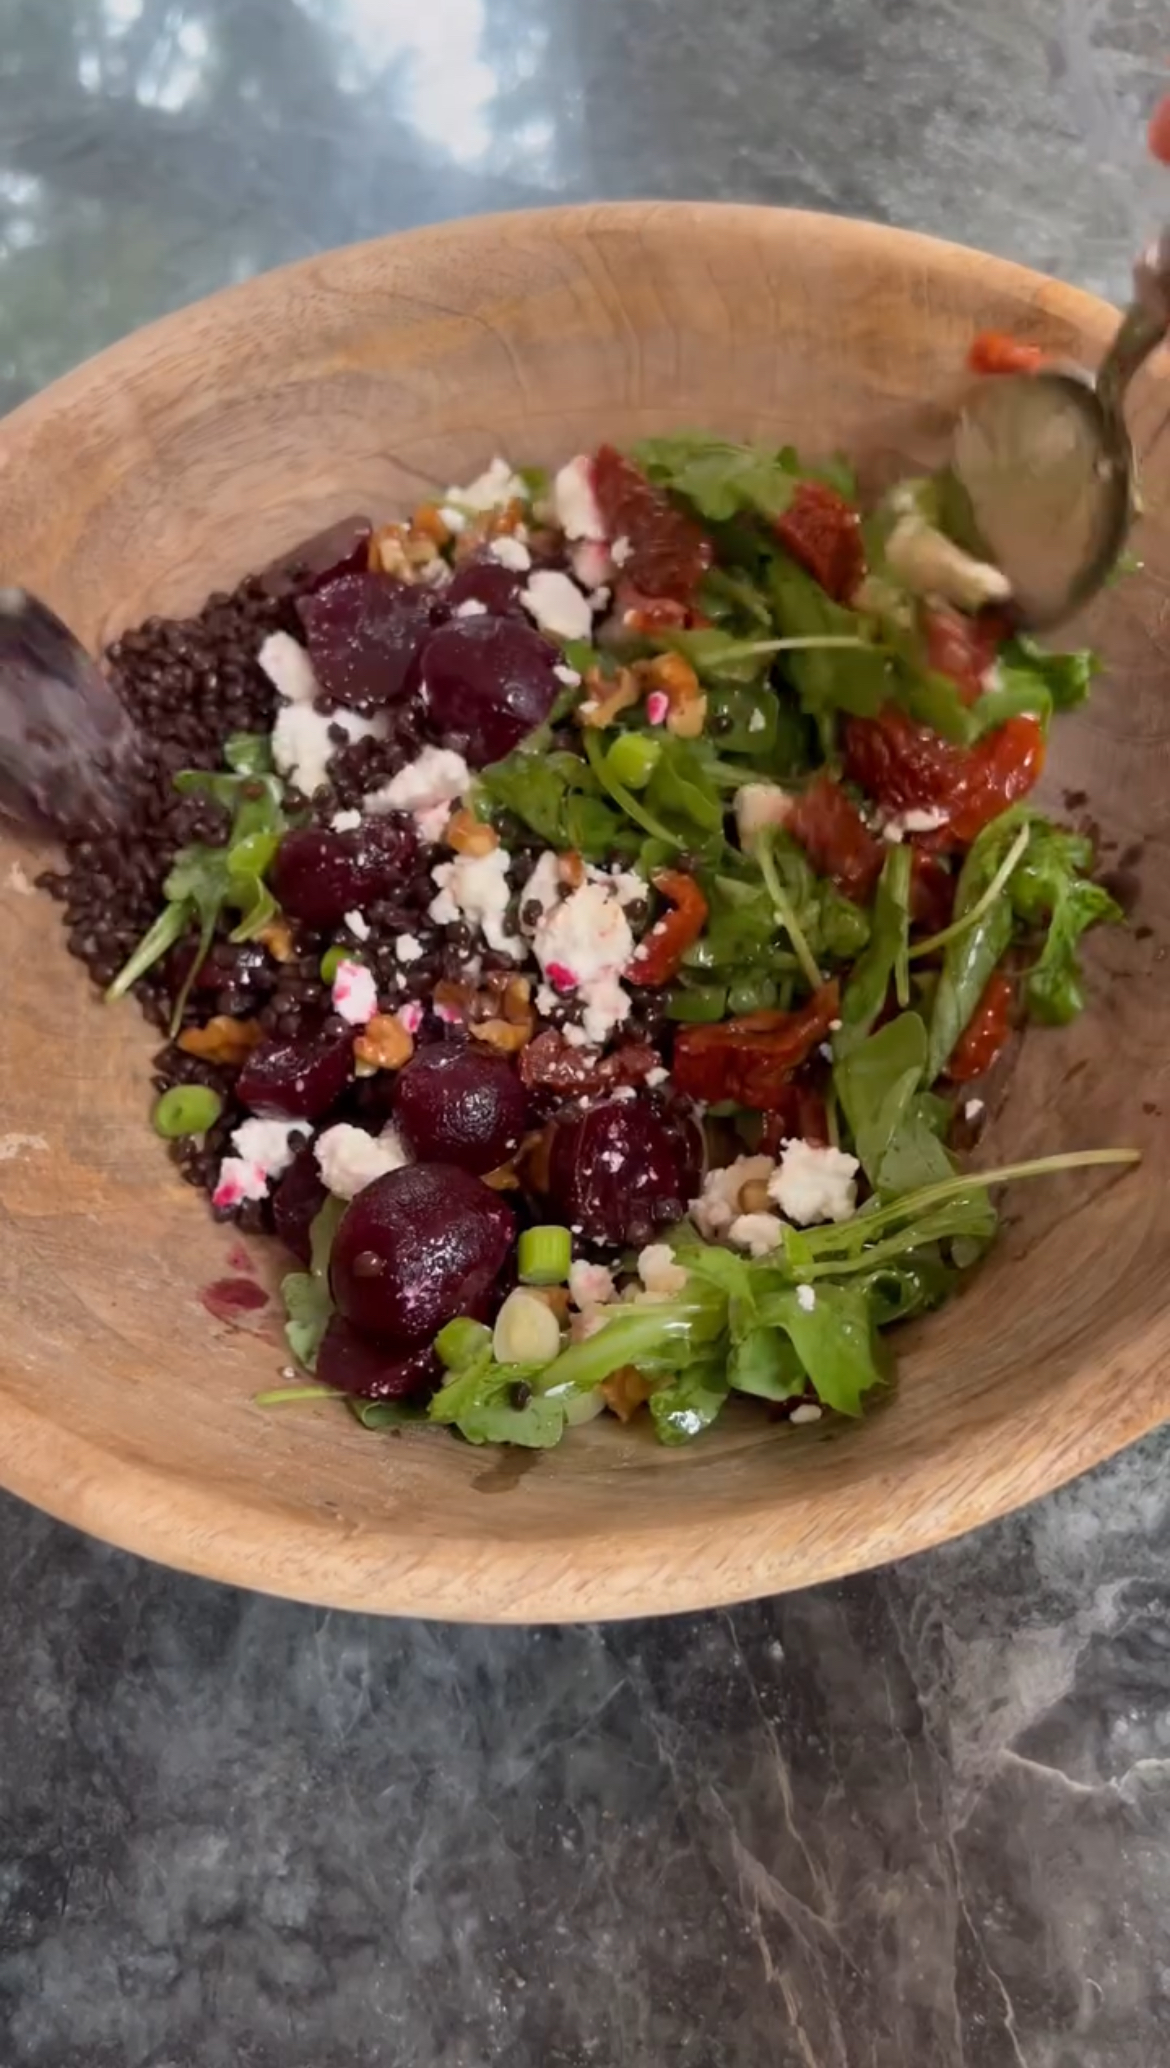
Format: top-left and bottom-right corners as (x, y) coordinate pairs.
(0, 204), (1166, 1622)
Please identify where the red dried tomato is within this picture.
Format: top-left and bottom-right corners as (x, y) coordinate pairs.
(591, 446), (713, 603)
(616, 586), (712, 632)
(759, 1082), (829, 1155)
(967, 332), (1045, 376)
(629, 871), (708, 988)
(947, 971), (1013, 1082)
(923, 604), (1006, 707)
(774, 480), (865, 601)
(909, 851), (955, 935)
(671, 982), (840, 1110)
(787, 775), (884, 904)
(843, 706), (1045, 849)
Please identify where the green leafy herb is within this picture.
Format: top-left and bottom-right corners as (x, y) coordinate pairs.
(429, 1360), (567, 1448)
(970, 637), (1097, 738)
(280, 1198), (344, 1374)
(476, 747), (637, 861)
(755, 1282), (888, 1417)
(648, 1361), (730, 1443)
(728, 1326), (807, 1401)
(837, 845), (912, 1045)
(632, 432), (800, 523)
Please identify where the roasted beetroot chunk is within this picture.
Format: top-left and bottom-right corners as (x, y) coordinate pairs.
(392, 1045), (527, 1176)
(271, 818), (417, 929)
(330, 1162), (515, 1344)
(297, 569), (448, 711)
(414, 617), (564, 766)
(316, 1315), (440, 1402)
(545, 1095), (703, 1249)
(236, 1021), (355, 1122)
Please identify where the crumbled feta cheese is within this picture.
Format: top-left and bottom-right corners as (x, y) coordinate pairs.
(258, 631), (318, 704)
(314, 1121), (409, 1202)
(645, 691), (669, 726)
(439, 503), (468, 534)
(729, 1213), (784, 1257)
(345, 909), (371, 942)
(520, 569), (593, 642)
(331, 808), (363, 832)
(429, 846), (519, 956)
(331, 959), (378, 1025)
(735, 782), (794, 848)
(589, 586), (611, 612)
(553, 662), (582, 688)
(979, 661), (1004, 696)
(488, 534), (532, 572)
(963, 1097), (985, 1122)
(554, 454), (606, 540)
(569, 1259), (617, 1310)
(790, 1403), (823, 1425)
(795, 1282), (817, 1313)
(637, 1244), (688, 1296)
(611, 534), (633, 567)
(881, 805), (949, 843)
(364, 746), (470, 824)
(690, 1155), (776, 1239)
(531, 872), (634, 1045)
(272, 703), (379, 800)
(231, 1118), (305, 1183)
(446, 456), (528, 513)
(211, 1158), (269, 1212)
(454, 597), (489, 618)
(395, 934), (424, 965)
(570, 539), (613, 591)
(769, 1140), (859, 1226)
(397, 1001), (424, 1035)
(520, 852), (564, 932)
(748, 708), (767, 733)
(645, 1065), (668, 1088)
(885, 513), (1012, 611)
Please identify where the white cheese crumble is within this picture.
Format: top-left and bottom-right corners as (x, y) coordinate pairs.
(568, 1260), (617, 1311)
(884, 513), (1012, 612)
(554, 454), (606, 540)
(331, 808), (363, 832)
(530, 872), (634, 1045)
(258, 631), (319, 704)
(488, 534), (532, 572)
(345, 910), (371, 942)
(331, 959), (378, 1025)
(963, 1097), (985, 1122)
(454, 597), (489, 618)
(637, 1244), (689, 1296)
(790, 1403), (823, 1425)
(553, 662), (582, 688)
(728, 1212), (784, 1258)
(446, 456), (528, 513)
(734, 782), (793, 847)
(611, 534), (633, 567)
(314, 1121), (410, 1202)
(881, 805), (949, 843)
(429, 846), (519, 956)
(690, 1155), (776, 1239)
(272, 703), (379, 800)
(212, 1118), (306, 1212)
(570, 539), (613, 591)
(795, 1283), (818, 1313)
(438, 503), (468, 534)
(520, 569), (594, 642)
(364, 745), (470, 824)
(769, 1140), (859, 1226)
(395, 934), (424, 965)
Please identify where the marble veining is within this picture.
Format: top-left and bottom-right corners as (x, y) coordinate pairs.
(1, 1), (1170, 2062)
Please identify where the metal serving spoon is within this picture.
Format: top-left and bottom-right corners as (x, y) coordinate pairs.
(0, 588), (138, 835)
(952, 227), (1170, 629)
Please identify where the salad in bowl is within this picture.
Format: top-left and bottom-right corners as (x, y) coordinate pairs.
(44, 418), (1134, 1449)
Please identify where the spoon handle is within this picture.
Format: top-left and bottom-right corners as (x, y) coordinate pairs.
(1096, 227), (1170, 422)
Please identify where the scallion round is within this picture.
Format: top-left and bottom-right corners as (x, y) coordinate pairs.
(152, 1084), (224, 1139)
(435, 1317), (492, 1371)
(518, 1224), (573, 1285)
(603, 732), (662, 791)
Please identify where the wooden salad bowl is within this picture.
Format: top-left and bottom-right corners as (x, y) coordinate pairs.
(0, 205), (1166, 1622)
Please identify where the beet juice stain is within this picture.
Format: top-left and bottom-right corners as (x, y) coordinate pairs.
(200, 1277), (270, 1325)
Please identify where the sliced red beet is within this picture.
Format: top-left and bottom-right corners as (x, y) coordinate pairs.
(392, 1045), (527, 1175)
(316, 1315), (440, 1401)
(259, 516), (373, 596)
(272, 1143), (328, 1265)
(445, 551), (530, 619)
(237, 1021), (354, 1122)
(297, 569), (449, 712)
(414, 617), (563, 767)
(545, 1095), (703, 1249)
(271, 818), (416, 929)
(330, 1162), (515, 1344)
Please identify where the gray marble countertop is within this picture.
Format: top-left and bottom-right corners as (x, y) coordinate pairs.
(1, 4), (1168, 2064)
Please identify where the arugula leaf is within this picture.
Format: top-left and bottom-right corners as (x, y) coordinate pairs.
(838, 845), (912, 1045)
(477, 747), (637, 861)
(926, 825), (1017, 1082)
(698, 564), (774, 629)
(756, 1282), (888, 1417)
(429, 1360), (568, 1448)
(728, 1326), (807, 1401)
(281, 1198), (344, 1373)
(649, 1360), (730, 1443)
(632, 433), (799, 523)
(1012, 837), (1122, 1024)
(224, 732), (275, 776)
(348, 1398), (426, 1430)
(834, 1013), (927, 1180)
(644, 735), (726, 836)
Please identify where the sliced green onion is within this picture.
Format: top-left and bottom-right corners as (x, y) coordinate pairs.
(583, 729), (682, 846)
(320, 944), (356, 984)
(435, 1317), (493, 1371)
(254, 1384), (342, 1407)
(604, 732), (662, 791)
(152, 1084), (224, 1139)
(909, 823), (1032, 962)
(105, 900), (190, 1002)
(518, 1225), (573, 1285)
(666, 984), (728, 1023)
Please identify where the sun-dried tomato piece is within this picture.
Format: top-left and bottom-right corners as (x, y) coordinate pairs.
(518, 1029), (663, 1098)
(967, 331), (1045, 376)
(787, 775), (884, 903)
(671, 982), (840, 1110)
(775, 480), (865, 601)
(591, 446), (713, 603)
(947, 970), (1013, 1081)
(844, 707), (1045, 849)
(923, 604), (1006, 707)
(759, 1081), (830, 1155)
(628, 870), (708, 988)
(909, 850), (955, 934)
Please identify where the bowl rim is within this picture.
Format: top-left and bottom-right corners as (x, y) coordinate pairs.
(0, 200), (1153, 1622)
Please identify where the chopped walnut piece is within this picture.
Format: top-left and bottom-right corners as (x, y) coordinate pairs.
(557, 850), (586, 890)
(353, 1013), (414, 1072)
(529, 1285), (572, 1326)
(470, 1015), (533, 1054)
(481, 1162), (521, 1191)
(411, 502), (453, 546)
(601, 1365), (655, 1422)
(368, 521), (442, 581)
(576, 666), (639, 729)
(516, 1125), (554, 1196)
(633, 652), (707, 738)
(445, 808), (499, 858)
(501, 975), (532, 1024)
(177, 1016), (264, 1067)
(257, 918), (295, 963)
